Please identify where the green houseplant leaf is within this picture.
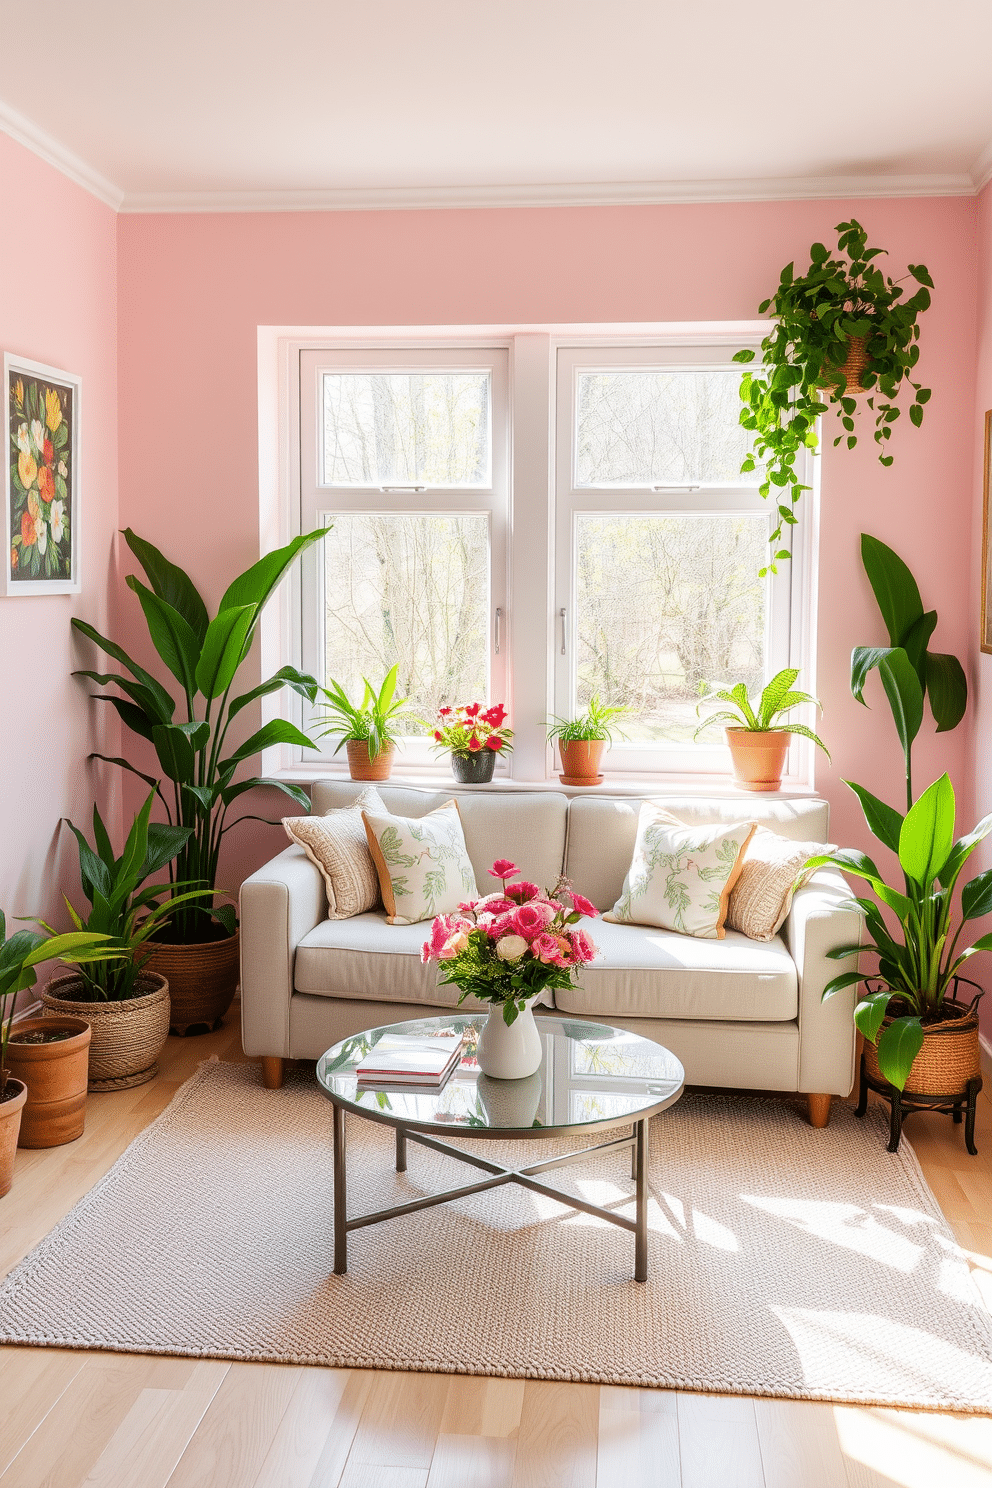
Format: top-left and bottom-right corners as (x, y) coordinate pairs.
(72, 529), (328, 944)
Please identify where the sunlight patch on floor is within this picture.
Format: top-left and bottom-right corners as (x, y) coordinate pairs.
(742, 1195), (925, 1271)
(834, 1405), (992, 1487)
(773, 1308), (992, 1400)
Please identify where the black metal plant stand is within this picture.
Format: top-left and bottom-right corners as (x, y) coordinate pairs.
(855, 1051), (982, 1156)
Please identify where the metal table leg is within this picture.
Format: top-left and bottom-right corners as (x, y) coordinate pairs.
(396, 1127), (407, 1173)
(634, 1117), (649, 1282)
(333, 1102), (348, 1274)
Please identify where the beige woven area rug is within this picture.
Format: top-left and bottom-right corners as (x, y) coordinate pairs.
(2, 1059), (991, 1413)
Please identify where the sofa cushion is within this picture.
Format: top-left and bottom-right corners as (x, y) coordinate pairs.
(362, 800), (478, 924)
(554, 917), (797, 1021)
(565, 795), (831, 912)
(281, 785), (385, 919)
(312, 783), (569, 893)
(295, 913), (490, 1008)
(605, 804), (756, 938)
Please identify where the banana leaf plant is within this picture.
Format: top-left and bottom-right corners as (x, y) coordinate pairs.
(810, 773), (992, 1090)
(71, 528), (326, 944)
(851, 534), (967, 813)
(52, 789), (218, 1001)
(1, 916), (118, 1097)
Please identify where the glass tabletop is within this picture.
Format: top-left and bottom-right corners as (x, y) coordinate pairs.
(316, 1014), (685, 1137)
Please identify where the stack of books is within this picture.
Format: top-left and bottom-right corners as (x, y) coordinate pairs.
(355, 1032), (465, 1089)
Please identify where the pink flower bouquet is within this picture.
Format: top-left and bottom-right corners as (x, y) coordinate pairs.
(422, 861), (598, 1025)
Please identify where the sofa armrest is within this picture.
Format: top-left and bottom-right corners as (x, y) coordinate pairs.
(782, 867), (863, 1097)
(239, 844), (327, 1058)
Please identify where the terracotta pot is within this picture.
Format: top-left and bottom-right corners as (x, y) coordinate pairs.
(346, 740), (395, 782)
(558, 739), (606, 785)
(819, 334), (870, 392)
(726, 728), (790, 792)
(143, 930), (240, 1036)
(5, 1016), (91, 1148)
(42, 971), (170, 1090)
(0, 1079), (27, 1196)
(865, 998), (981, 1096)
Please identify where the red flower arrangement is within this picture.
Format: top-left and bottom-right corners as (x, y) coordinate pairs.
(431, 702), (513, 759)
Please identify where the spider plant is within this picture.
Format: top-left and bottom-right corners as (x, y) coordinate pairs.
(545, 697), (628, 744)
(316, 664), (408, 761)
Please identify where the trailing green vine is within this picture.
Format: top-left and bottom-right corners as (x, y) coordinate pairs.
(734, 219), (933, 573)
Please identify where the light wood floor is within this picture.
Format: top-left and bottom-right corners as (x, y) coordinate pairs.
(1, 1016), (991, 1488)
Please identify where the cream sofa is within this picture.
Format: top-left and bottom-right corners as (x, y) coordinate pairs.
(240, 784), (861, 1126)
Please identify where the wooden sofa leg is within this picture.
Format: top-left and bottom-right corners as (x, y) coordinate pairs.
(262, 1057), (284, 1090)
(807, 1093), (832, 1128)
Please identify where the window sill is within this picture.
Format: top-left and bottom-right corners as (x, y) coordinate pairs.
(269, 763), (821, 801)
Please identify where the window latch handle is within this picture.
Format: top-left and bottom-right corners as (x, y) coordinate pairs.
(378, 485), (426, 493)
(651, 484), (700, 492)
(494, 607), (503, 655)
(559, 607), (567, 657)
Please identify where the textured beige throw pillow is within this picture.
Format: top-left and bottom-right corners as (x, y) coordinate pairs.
(605, 802), (756, 939)
(725, 826), (835, 941)
(283, 786), (386, 920)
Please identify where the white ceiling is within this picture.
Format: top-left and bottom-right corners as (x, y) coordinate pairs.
(3, 0), (992, 211)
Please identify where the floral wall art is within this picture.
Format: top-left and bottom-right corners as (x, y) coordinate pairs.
(4, 354), (80, 595)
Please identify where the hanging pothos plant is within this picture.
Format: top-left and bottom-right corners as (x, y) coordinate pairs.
(734, 219), (934, 573)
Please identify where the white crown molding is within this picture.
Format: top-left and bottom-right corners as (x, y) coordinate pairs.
(971, 137), (992, 195)
(0, 100), (123, 210)
(119, 171), (977, 215)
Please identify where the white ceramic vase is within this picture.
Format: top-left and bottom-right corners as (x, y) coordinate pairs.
(476, 1003), (543, 1080)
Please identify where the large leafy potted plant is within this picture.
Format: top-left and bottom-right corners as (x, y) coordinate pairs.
(734, 220), (933, 571)
(72, 527), (324, 1031)
(545, 697), (627, 785)
(810, 536), (978, 1126)
(694, 667), (828, 791)
(812, 774), (992, 1098)
(41, 789), (213, 1090)
(1, 917), (116, 1176)
(316, 665), (408, 781)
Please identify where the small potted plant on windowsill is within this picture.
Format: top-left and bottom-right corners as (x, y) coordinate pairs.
(430, 702), (513, 784)
(694, 667), (828, 791)
(545, 697), (628, 786)
(316, 664), (409, 782)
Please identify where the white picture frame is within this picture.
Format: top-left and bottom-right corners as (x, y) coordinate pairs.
(4, 352), (81, 596)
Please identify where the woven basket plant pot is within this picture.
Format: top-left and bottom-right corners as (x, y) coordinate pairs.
(346, 740), (395, 782)
(5, 1016), (91, 1148)
(726, 728), (790, 792)
(558, 739), (606, 786)
(143, 930), (240, 1036)
(865, 998), (981, 1096)
(819, 334), (870, 392)
(41, 971), (170, 1091)
(0, 1079), (27, 1197)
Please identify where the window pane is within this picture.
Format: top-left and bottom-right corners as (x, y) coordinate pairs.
(574, 514), (767, 744)
(323, 513), (490, 734)
(322, 373), (491, 486)
(575, 370), (754, 486)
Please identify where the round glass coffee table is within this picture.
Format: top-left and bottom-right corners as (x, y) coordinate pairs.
(316, 1012), (684, 1282)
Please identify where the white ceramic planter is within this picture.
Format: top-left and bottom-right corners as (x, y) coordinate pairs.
(476, 1004), (543, 1080)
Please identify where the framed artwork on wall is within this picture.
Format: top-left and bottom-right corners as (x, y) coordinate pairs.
(3, 353), (81, 596)
(984, 410), (992, 653)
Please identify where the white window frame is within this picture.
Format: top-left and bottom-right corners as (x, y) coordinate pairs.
(259, 323), (818, 790)
(554, 345), (814, 783)
(297, 345), (510, 771)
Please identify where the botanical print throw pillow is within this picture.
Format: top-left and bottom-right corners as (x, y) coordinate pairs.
(362, 800), (479, 925)
(282, 786), (386, 920)
(605, 803), (756, 939)
(725, 826), (835, 941)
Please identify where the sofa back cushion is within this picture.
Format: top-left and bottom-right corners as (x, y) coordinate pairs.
(565, 795), (831, 912)
(311, 783), (569, 894)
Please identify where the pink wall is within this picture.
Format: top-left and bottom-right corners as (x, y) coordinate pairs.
(0, 133), (119, 940)
(116, 197), (980, 895)
(970, 181), (992, 1036)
